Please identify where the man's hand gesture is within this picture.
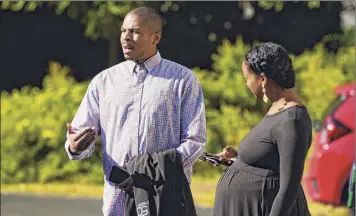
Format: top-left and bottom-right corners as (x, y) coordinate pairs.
(67, 123), (96, 154)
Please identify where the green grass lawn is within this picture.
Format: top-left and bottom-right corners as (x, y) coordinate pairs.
(1, 175), (349, 216)
(1, 183), (103, 198)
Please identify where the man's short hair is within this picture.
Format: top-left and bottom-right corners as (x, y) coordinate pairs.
(128, 7), (163, 33)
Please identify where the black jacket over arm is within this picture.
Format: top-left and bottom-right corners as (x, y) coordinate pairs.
(110, 149), (197, 216)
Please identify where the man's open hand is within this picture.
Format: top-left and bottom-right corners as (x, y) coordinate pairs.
(67, 123), (96, 154)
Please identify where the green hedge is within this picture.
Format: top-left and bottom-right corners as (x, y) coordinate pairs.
(1, 62), (103, 184)
(1, 36), (354, 183)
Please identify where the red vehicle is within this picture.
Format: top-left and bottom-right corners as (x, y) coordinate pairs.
(303, 82), (355, 206)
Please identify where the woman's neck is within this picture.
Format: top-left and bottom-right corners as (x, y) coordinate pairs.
(268, 89), (302, 112)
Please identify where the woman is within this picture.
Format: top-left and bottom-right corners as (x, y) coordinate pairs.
(213, 42), (311, 216)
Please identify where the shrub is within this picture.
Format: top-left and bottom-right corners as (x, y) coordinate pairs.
(1, 62), (103, 184)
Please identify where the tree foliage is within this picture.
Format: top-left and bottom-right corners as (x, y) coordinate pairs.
(0, 1), (148, 40)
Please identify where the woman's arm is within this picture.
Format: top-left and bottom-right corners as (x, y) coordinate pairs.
(269, 118), (311, 216)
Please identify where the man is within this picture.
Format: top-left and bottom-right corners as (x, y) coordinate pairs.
(64, 6), (206, 216)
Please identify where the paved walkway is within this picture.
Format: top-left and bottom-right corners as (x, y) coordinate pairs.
(1, 194), (213, 216)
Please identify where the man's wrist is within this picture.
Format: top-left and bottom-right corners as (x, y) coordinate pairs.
(68, 146), (82, 155)
(176, 149), (183, 157)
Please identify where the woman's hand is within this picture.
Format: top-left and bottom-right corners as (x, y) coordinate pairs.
(216, 146), (238, 161)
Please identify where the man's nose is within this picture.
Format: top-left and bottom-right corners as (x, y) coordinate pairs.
(124, 35), (131, 41)
(122, 32), (131, 41)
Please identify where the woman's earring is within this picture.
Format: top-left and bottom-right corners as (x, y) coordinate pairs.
(262, 84), (268, 103)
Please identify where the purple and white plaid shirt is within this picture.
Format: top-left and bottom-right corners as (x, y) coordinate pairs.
(65, 51), (206, 216)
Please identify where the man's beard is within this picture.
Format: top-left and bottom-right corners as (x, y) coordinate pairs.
(124, 54), (145, 63)
(127, 56), (146, 64)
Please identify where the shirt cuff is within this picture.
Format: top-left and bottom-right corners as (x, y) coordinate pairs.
(68, 146), (82, 155)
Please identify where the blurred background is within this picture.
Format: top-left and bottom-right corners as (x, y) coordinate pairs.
(1, 1), (355, 216)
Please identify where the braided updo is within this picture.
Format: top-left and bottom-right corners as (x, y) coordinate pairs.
(245, 42), (295, 89)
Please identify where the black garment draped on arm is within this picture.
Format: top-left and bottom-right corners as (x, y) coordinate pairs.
(109, 149), (197, 216)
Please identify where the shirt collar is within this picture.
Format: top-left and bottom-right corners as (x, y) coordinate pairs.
(127, 51), (161, 74)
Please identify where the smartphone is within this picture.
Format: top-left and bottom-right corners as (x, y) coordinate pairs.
(199, 152), (234, 167)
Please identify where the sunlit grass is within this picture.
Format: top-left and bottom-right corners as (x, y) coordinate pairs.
(1, 183), (103, 198)
(1, 174), (350, 216)
(190, 174), (220, 207)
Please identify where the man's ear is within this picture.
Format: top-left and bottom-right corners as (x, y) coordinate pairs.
(152, 32), (162, 45)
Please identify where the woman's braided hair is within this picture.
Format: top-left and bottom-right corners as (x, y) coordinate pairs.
(245, 42), (295, 89)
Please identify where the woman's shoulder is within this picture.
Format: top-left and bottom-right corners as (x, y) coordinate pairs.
(266, 105), (308, 119)
(285, 105), (310, 120)
(268, 105), (312, 132)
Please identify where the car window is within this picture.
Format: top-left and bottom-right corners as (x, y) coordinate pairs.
(321, 94), (347, 123)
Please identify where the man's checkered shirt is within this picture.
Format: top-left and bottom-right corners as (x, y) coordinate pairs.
(65, 51), (206, 216)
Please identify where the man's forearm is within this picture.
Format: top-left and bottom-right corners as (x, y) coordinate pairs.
(178, 72), (207, 169)
(176, 139), (205, 168)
